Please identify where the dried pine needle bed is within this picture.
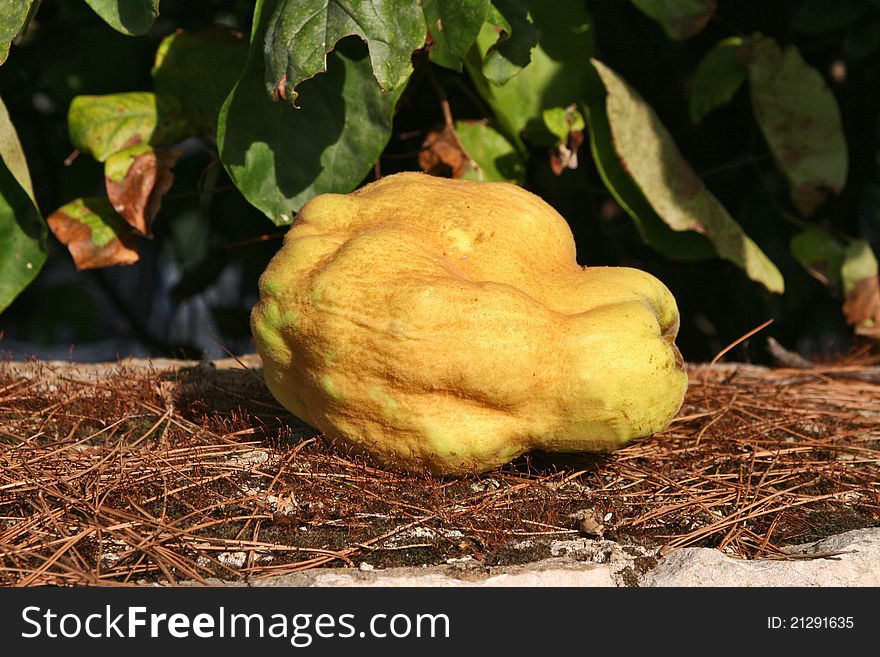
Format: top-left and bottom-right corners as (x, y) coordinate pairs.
(1, 355), (878, 586)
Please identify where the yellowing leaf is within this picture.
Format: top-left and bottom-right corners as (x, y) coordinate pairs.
(585, 98), (716, 263)
(1, 0), (38, 65)
(0, 93), (33, 197)
(68, 92), (188, 162)
(47, 197), (139, 270)
(746, 36), (848, 216)
(592, 58), (784, 293)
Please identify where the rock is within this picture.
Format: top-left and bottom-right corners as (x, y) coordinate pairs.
(643, 528), (880, 587)
(549, 538), (658, 587)
(251, 557), (614, 588)
(173, 530), (880, 587)
(569, 509), (605, 538)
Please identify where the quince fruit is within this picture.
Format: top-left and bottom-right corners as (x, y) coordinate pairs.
(252, 172), (687, 474)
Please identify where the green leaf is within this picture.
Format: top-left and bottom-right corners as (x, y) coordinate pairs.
(542, 105), (585, 145)
(0, 0), (38, 65)
(0, 96), (45, 313)
(790, 227), (845, 289)
(422, 0), (489, 72)
(68, 92), (189, 162)
(791, 0), (869, 34)
(484, 5), (511, 34)
(83, 0), (160, 36)
(592, 59), (785, 293)
(480, 0), (539, 85)
(218, 0), (403, 225)
(466, 0), (596, 152)
(456, 120), (525, 183)
(584, 98), (716, 263)
(630, 0), (716, 41)
(0, 159), (45, 312)
(746, 36), (848, 216)
(264, 0), (425, 107)
(152, 29), (249, 132)
(689, 37), (746, 123)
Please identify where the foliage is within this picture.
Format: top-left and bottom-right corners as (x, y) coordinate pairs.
(0, 0), (879, 360)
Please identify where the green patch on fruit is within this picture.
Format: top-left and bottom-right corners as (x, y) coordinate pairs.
(253, 301), (294, 357)
(261, 277), (286, 297)
(319, 374), (343, 401)
(262, 300), (298, 329)
(368, 386), (400, 417)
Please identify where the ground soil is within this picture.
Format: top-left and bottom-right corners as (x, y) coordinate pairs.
(1, 355), (878, 585)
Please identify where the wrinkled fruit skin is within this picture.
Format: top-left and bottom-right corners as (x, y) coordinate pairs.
(252, 173), (687, 475)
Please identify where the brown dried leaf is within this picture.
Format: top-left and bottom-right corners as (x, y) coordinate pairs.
(418, 124), (473, 178)
(550, 129), (584, 175)
(47, 197), (139, 270)
(843, 274), (880, 340)
(105, 147), (181, 236)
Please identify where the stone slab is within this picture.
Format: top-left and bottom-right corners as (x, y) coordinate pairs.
(642, 528), (880, 587)
(241, 529), (880, 587)
(250, 558), (614, 587)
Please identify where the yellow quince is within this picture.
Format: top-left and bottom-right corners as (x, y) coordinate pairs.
(252, 173), (687, 474)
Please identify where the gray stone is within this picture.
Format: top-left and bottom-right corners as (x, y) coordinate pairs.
(251, 557), (614, 588)
(643, 528), (880, 587)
